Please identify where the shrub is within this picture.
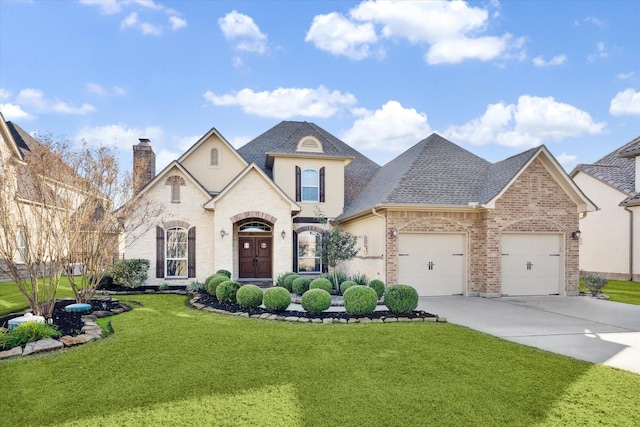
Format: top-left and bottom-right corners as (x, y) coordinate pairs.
(339, 280), (358, 295)
(350, 273), (369, 286)
(292, 277), (311, 296)
(2, 321), (60, 349)
(263, 287), (292, 311)
(186, 281), (205, 293)
(343, 285), (378, 315)
(110, 259), (150, 288)
(236, 285), (264, 308)
(322, 271), (348, 292)
(584, 273), (608, 296)
(369, 279), (385, 299)
(158, 283), (170, 291)
(276, 272), (296, 288)
(301, 289), (332, 313)
(96, 274), (114, 290)
(309, 278), (333, 293)
(384, 285), (419, 313)
(283, 274), (300, 292)
(216, 269), (232, 278)
(206, 275), (229, 296)
(215, 281), (241, 302)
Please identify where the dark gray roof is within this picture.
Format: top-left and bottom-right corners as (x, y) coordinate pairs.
(237, 121), (380, 207)
(571, 135), (638, 197)
(6, 121), (35, 157)
(341, 133), (542, 218)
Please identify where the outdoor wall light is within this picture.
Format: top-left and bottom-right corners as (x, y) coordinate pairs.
(220, 229), (227, 239)
(281, 230), (286, 240)
(571, 230), (581, 240)
(390, 227), (398, 237)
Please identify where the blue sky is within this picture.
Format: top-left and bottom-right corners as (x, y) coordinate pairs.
(1, 0), (639, 174)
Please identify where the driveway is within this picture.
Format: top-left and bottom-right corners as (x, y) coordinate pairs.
(418, 296), (640, 375)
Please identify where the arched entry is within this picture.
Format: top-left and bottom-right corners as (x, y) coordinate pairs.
(237, 220), (273, 279)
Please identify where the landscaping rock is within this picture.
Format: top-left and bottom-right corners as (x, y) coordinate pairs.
(23, 338), (63, 356)
(0, 346), (22, 359)
(60, 335), (93, 347)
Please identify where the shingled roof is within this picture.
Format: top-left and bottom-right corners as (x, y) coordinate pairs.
(571, 135), (638, 198)
(236, 121), (380, 207)
(341, 133), (542, 218)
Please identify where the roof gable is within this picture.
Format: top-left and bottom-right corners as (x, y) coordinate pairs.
(135, 160), (211, 201)
(0, 113), (25, 161)
(178, 127), (248, 167)
(237, 121), (380, 207)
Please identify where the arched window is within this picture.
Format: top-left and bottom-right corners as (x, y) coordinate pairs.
(165, 227), (188, 278)
(165, 176), (185, 203)
(298, 231), (321, 273)
(210, 148), (219, 167)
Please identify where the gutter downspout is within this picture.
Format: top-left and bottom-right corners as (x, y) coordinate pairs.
(371, 208), (387, 284)
(625, 206), (634, 281)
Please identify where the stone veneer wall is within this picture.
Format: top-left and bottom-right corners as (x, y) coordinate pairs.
(384, 158), (579, 296)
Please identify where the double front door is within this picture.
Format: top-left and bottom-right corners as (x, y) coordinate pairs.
(239, 236), (272, 278)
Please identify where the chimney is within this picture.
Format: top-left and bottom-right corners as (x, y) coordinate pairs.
(133, 138), (156, 193)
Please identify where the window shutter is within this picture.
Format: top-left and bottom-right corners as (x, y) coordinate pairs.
(295, 166), (301, 202)
(292, 230), (298, 273)
(156, 226), (164, 278)
(319, 167), (325, 202)
(188, 227), (196, 278)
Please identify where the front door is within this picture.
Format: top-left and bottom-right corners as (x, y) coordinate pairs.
(239, 236), (272, 279)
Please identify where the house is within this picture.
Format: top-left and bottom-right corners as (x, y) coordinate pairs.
(126, 121), (596, 296)
(571, 136), (640, 281)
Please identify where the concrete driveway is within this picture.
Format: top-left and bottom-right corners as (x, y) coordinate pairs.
(418, 296), (640, 375)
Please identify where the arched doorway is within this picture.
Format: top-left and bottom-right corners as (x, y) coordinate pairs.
(237, 220), (273, 279)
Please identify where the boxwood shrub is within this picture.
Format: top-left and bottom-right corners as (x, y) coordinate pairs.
(206, 275), (230, 296)
(339, 280), (358, 295)
(215, 269), (231, 278)
(292, 277), (311, 296)
(283, 274), (300, 292)
(216, 280), (241, 302)
(309, 278), (333, 293)
(236, 285), (264, 308)
(343, 285), (378, 315)
(301, 289), (331, 313)
(276, 272), (296, 288)
(384, 284), (419, 313)
(263, 287), (292, 311)
(369, 279), (385, 299)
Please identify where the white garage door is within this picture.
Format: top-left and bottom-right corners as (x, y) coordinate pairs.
(398, 233), (466, 296)
(501, 234), (562, 296)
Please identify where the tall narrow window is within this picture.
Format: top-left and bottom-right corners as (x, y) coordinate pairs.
(301, 169), (319, 202)
(298, 231), (321, 273)
(210, 148), (219, 167)
(171, 182), (180, 203)
(166, 227), (188, 278)
(16, 228), (27, 263)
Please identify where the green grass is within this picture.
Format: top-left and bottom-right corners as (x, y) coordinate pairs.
(1, 294), (638, 426)
(0, 277), (76, 315)
(580, 279), (640, 305)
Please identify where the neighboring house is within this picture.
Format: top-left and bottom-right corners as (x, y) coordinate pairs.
(571, 136), (640, 281)
(126, 121), (595, 296)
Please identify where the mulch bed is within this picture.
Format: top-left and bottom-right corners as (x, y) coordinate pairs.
(195, 292), (437, 321)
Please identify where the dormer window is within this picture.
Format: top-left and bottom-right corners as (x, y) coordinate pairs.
(296, 136), (323, 153)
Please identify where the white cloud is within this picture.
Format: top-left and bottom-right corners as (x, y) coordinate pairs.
(79, 0), (122, 15)
(169, 15), (187, 31)
(445, 95), (606, 148)
(16, 88), (95, 115)
(609, 88), (640, 116)
(203, 86), (357, 119)
(0, 103), (34, 121)
(584, 16), (607, 27)
(86, 82), (107, 95)
(307, 0), (520, 64)
(140, 21), (162, 35)
(121, 12), (139, 29)
(0, 89), (11, 101)
(173, 135), (200, 152)
(75, 123), (163, 151)
(305, 12), (378, 60)
(616, 72), (635, 80)
(229, 135), (251, 149)
(218, 11), (267, 54)
(556, 152), (578, 168)
(155, 148), (180, 172)
(588, 42), (608, 62)
(532, 54), (567, 67)
(341, 101), (431, 153)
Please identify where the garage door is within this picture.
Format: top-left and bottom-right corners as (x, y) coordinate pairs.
(501, 234), (562, 296)
(397, 233), (466, 296)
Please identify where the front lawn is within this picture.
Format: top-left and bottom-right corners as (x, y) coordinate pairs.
(1, 294), (638, 426)
(581, 279), (640, 305)
(0, 277), (76, 315)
